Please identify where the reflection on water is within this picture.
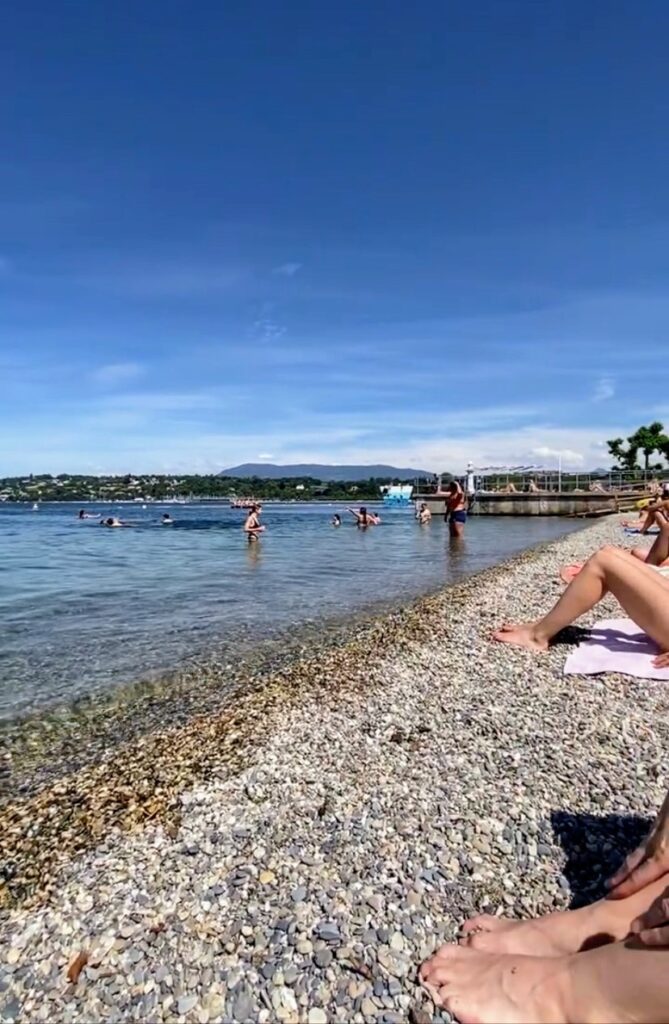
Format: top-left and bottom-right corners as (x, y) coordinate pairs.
(0, 502), (586, 720)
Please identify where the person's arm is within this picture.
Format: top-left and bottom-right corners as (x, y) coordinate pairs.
(347, 508), (360, 520)
(608, 788), (669, 899)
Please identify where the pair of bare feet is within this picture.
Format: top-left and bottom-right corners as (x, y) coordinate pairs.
(420, 879), (669, 1023)
(420, 901), (605, 1023)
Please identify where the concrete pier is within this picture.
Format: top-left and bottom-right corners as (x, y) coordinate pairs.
(416, 491), (647, 517)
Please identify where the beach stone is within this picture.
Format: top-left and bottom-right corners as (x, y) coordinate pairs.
(177, 994), (198, 1015)
(314, 948), (333, 968)
(307, 1010), (328, 1024)
(271, 986), (298, 1021)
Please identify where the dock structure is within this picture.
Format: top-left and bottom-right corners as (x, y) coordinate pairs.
(416, 489), (652, 517)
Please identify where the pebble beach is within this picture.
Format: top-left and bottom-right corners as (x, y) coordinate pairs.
(2, 515), (669, 1024)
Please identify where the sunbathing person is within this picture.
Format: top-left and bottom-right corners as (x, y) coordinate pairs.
(493, 545), (669, 665)
(421, 785), (669, 1022)
(629, 511), (669, 566)
(626, 499), (669, 535)
(560, 516), (669, 584)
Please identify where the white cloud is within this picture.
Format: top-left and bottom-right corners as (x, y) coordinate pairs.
(91, 362), (144, 386)
(257, 452), (274, 460)
(531, 446), (585, 466)
(272, 262), (302, 277)
(593, 376), (615, 402)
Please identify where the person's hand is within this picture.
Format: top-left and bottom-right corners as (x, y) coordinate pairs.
(630, 887), (669, 946)
(652, 651), (669, 669)
(607, 825), (669, 899)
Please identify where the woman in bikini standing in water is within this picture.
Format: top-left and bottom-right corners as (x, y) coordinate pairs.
(243, 504), (265, 541)
(444, 480), (467, 537)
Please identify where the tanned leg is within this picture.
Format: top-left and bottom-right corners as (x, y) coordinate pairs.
(493, 546), (669, 652)
(460, 874), (669, 956)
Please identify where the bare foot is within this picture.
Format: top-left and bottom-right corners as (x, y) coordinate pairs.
(492, 623), (549, 651)
(560, 564), (582, 584)
(420, 944), (569, 1023)
(460, 908), (616, 957)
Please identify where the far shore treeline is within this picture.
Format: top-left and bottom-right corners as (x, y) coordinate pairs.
(0, 473), (430, 503)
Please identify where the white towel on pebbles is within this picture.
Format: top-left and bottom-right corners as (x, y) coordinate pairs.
(564, 617), (669, 681)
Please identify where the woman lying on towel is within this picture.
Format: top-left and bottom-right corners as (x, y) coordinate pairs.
(494, 544), (669, 667)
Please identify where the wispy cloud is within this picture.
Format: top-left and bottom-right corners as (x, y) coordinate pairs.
(91, 362), (145, 386)
(272, 262), (302, 277)
(258, 452), (274, 460)
(531, 445), (585, 465)
(593, 376), (615, 402)
(250, 317), (287, 343)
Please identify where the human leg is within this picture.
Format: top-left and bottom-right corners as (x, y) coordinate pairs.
(460, 873), (669, 956)
(421, 936), (669, 1024)
(494, 546), (669, 652)
(643, 514), (669, 565)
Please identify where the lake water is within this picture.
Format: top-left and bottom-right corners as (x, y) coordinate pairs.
(0, 502), (586, 720)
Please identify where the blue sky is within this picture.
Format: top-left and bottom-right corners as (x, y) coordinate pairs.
(2, 0), (669, 475)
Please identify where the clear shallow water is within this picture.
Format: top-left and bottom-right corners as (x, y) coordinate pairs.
(0, 502), (586, 720)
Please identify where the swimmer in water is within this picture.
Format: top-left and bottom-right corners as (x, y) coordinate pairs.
(100, 516), (127, 528)
(444, 481), (467, 537)
(243, 504), (266, 541)
(332, 513), (342, 527)
(416, 502), (432, 525)
(347, 506), (380, 528)
(161, 513), (173, 525)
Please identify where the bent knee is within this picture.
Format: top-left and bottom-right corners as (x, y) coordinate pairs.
(593, 544), (620, 561)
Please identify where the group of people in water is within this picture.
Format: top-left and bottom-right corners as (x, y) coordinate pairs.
(79, 509), (175, 528)
(242, 481), (468, 542)
(416, 480), (468, 536)
(418, 491), (669, 1022)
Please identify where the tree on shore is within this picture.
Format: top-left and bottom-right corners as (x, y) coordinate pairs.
(607, 422), (669, 472)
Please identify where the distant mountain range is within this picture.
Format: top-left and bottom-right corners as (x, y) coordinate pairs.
(220, 463), (432, 481)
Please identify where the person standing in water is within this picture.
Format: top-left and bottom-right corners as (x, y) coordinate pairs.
(416, 502), (432, 524)
(331, 513), (342, 527)
(243, 503), (265, 541)
(347, 506), (380, 527)
(444, 481), (467, 537)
